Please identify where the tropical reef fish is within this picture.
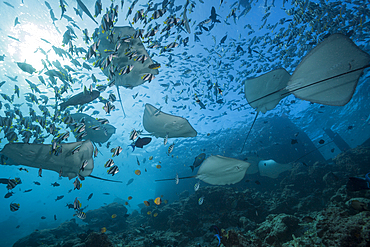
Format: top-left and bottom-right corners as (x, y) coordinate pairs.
(10, 202), (20, 212)
(107, 165), (119, 176)
(74, 211), (86, 219)
(73, 178), (82, 190)
(198, 196), (204, 205)
(167, 143), (174, 155)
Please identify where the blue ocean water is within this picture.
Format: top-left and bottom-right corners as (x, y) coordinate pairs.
(0, 0), (369, 246)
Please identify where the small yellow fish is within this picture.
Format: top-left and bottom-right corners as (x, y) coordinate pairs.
(154, 197), (161, 205)
(111, 214), (117, 219)
(147, 211), (152, 215)
(153, 212), (158, 217)
(101, 227), (107, 233)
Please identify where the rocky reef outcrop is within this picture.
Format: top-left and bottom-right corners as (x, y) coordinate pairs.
(13, 212), (116, 247)
(82, 202), (128, 231)
(12, 145), (370, 247)
(13, 219), (83, 247)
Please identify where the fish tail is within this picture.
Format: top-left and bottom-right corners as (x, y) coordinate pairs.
(190, 165), (194, 172)
(129, 143), (135, 152)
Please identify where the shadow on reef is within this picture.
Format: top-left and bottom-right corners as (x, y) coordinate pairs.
(12, 145), (370, 247)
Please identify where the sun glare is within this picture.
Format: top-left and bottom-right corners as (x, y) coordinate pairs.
(8, 22), (62, 71)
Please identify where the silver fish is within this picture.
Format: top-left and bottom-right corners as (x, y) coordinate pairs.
(194, 181), (200, 191)
(164, 134), (168, 145)
(198, 196), (204, 205)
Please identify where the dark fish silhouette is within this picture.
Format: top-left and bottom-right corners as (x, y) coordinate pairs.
(55, 195), (64, 201)
(209, 7), (221, 23)
(4, 191), (14, 198)
(51, 182), (60, 187)
(60, 89), (100, 110)
(126, 178), (134, 186)
(87, 193), (93, 201)
(190, 153), (206, 172)
(130, 137), (152, 151)
(76, 0), (98, 25)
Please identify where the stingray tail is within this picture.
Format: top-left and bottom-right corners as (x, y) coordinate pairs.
(88, 175), (122, 183)
(155, 175), (196, 182)
(140, 133), (153, 136)
(116, 86), (126, 118)
(292, 140), (334, 163)
(240, 111), (259, 153)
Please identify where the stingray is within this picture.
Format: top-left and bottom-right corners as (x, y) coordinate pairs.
(0, 140), (121, 183)
(242, 69), (290, 151)
(156, 155), (250, 185)
(1, 140), (94, 179)
(97, 26), (159, 118)
(143, 104), (197, 138)
(258, 160), (292, 179)
(68, 113), (116, 144)
(241, 33), (370, 152)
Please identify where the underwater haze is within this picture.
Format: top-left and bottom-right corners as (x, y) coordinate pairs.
(1, 0), (370, 246)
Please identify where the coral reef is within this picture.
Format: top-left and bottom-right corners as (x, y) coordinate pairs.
(255, 214), (300, 246)
(12, 145), (370, 247)
(316, 208), (370, 246)
(83, 202), (128, 231)
(13, 219), (83, 247)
